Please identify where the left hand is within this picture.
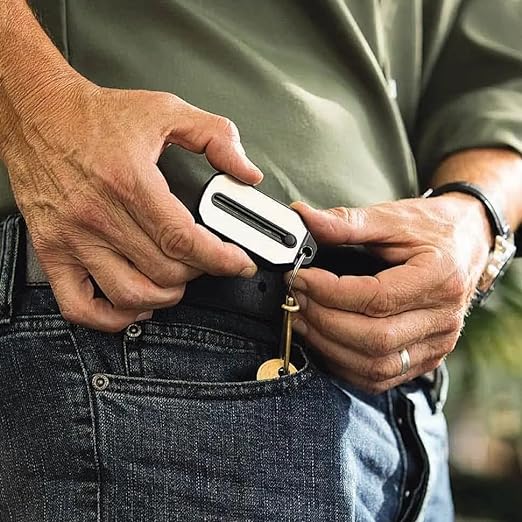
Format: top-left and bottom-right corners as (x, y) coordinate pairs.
(288, 194), (493, 393)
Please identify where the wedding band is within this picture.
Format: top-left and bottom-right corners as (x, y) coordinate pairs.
(399, 348), (411, 376)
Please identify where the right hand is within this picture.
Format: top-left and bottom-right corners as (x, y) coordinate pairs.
(1, 76), (262, 332)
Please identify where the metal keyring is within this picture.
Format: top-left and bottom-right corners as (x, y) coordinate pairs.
(287, 250), (308, 294)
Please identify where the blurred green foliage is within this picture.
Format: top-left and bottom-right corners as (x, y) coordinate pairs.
(446, 259), (522, 521)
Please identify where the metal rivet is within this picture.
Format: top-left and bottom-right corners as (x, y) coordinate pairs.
(126, 323), (142, 338)
(92, 374), (109, 391)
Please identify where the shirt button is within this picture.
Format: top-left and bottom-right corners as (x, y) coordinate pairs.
(126, 323), (142, 338)
(397, 416), (403, 426)
(404, 490), (411, 498)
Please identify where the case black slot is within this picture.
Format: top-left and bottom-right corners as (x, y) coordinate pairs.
(212, 192), (296, 247)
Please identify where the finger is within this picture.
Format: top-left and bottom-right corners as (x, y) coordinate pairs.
(290, 263), (463, 317)
(290, 201), (411, 247)
(294, 318), (449, 389)
(78, 200), (202, 287)
(47, 262), (151, 333)
(294, 291), (462, 357)
(166, 98), (263, 185)
(325, 358), (445, 395)
(81, 248), (186, 310)
(126, 164), (258, 277)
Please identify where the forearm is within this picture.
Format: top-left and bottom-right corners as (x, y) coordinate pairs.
(429, 148), (522, 240)
(0, 0), (81, 157)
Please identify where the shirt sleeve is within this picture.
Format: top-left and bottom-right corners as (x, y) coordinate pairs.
(414, 0), (522, 186)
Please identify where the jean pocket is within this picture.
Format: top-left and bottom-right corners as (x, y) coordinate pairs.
(102, 322), (316, 400)
(89, 331), (343, 522)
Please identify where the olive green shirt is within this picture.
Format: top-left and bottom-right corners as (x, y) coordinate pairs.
(1, 0), (521, 218)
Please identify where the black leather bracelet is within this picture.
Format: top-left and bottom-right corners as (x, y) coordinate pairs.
(426, 182), (510, 238)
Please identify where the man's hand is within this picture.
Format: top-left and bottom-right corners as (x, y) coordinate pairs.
(2, 78), (263, 332)
(0, 2), (263, 332)
(288, 194), (494, 393)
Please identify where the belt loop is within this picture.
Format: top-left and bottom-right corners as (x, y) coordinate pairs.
(0, 214), (24, 324)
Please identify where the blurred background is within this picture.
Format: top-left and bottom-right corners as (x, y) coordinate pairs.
(446, 259), (522, 522)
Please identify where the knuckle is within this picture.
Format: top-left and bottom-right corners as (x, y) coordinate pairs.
(369, 326), (398, 356)
(216, 117), (240, 140)
(162, 92), (180, 108)
(145, 262), (188, 288)
(328, 206), (351, 222)
(101, 164), (138, 203)
(364, 287), (392, 317)
(70, 196), (118, 237)
(60, 306), (81, 325)
(71, 196), (103, 225)
(369, 357), (397, 382)
(442, 311), (465, 335)
(158, 222), (195, 257)
(328, 207), (368, 230)
(445, 332), (460, 354)
(150, 268), (181, 288)
(444, 262), (469, 301)
(111, 289), (143, 309)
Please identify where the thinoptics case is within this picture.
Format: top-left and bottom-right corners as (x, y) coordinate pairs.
(198, 173), (317, 271)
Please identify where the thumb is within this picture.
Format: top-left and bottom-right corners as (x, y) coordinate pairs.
(166, 98), (263, 185)
(291, 201), (387, 245)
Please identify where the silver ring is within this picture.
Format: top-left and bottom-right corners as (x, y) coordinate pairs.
(399, 349), (411, 376)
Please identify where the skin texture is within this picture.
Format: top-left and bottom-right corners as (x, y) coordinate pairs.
(0, 1), (262, 332)
(288, 149), (522, 393)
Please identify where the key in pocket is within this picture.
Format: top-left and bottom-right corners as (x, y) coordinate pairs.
(256, 292), (300, 380)
(256, 251), (307, 381)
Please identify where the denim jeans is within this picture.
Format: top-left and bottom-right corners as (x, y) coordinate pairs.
(0, 215), (453, 521)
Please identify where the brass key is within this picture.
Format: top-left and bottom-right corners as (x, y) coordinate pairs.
(256, 251), (307, 381)
(256, 293), (300, 380)
(280, 293), (300, 374)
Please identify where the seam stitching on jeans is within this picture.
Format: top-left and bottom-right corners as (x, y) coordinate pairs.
(67, 328), (102, 522)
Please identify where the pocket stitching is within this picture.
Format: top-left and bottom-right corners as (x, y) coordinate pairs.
(92, 346), (316, 400)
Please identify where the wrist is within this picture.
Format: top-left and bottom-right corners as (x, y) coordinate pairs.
(425, 181), (517, 306)
(436, 191), (496, 249)
(429, 149), (522, 233)
(0, 1), (85, 147)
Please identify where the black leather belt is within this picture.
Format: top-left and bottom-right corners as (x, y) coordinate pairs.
(25, 235), (287, 323)
(26, 237), (390, 323)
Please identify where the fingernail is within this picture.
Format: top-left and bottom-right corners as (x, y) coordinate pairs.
(293, 317), (308, 336)
(240, 265), (258, 278)
(249, 164), (264, 185)
(294, 291), (307, 311)
(135, 311), (153, 322)
(291, 276), (307, 292)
